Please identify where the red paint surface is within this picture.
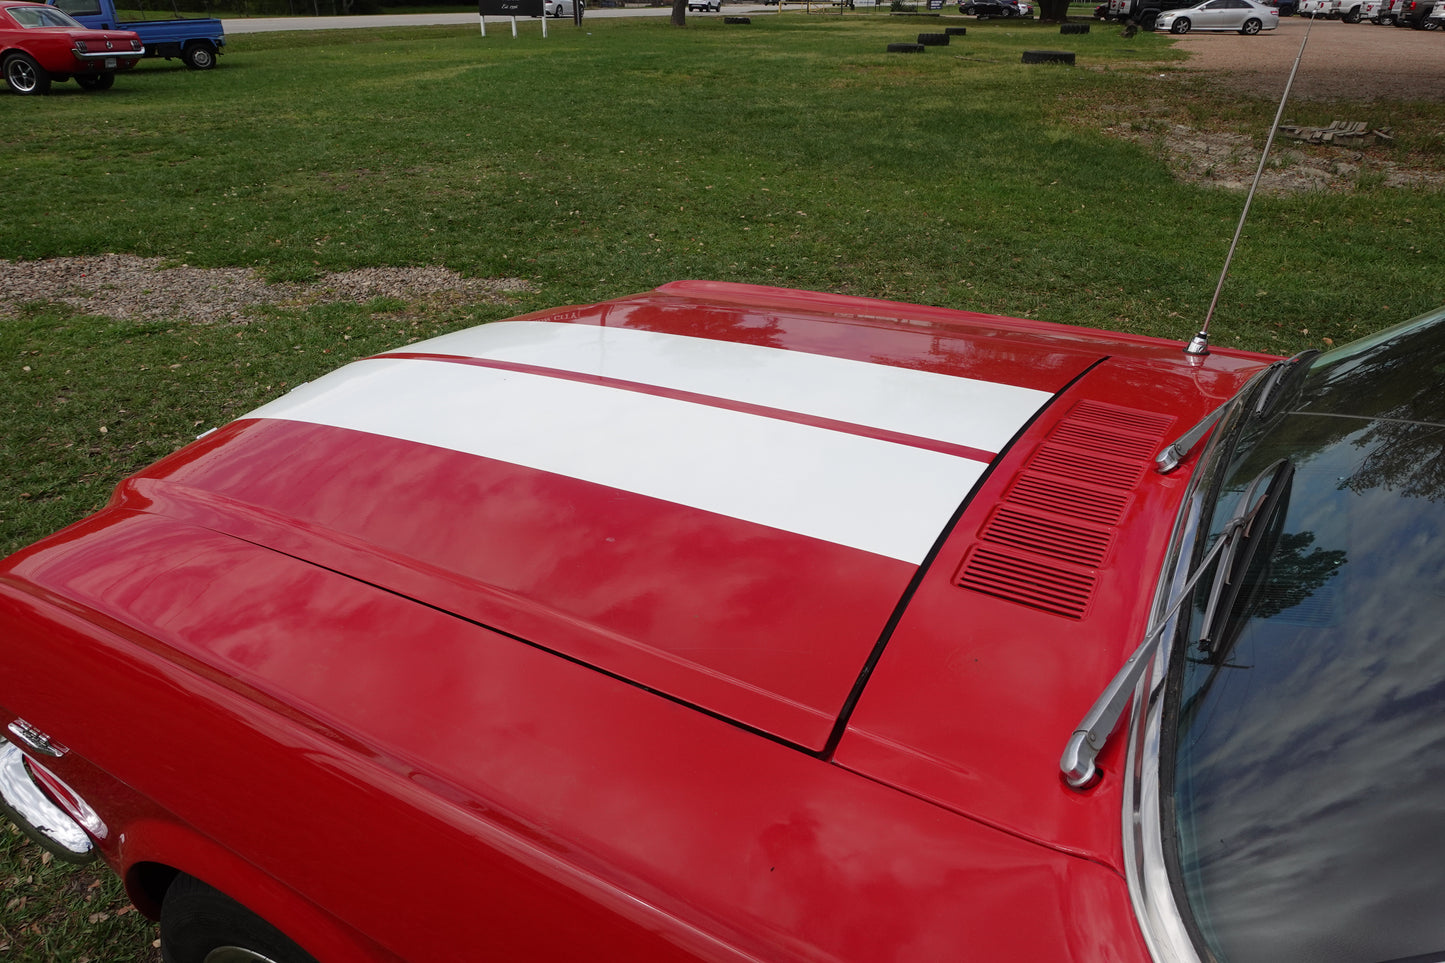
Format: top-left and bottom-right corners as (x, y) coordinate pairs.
(0, 284), (1276, 961)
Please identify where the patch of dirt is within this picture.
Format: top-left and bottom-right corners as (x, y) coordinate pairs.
(0, 255), (533, 324)
(1109, 122), (1445, 193)
(1096, 18), (1445, 193)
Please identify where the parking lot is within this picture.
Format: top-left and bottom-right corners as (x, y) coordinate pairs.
(1171, 14), (1445, 99)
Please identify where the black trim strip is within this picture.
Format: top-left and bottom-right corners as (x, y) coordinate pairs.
(820, 356), (1113, 760)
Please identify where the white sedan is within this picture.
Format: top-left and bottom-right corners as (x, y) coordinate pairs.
(1157, 0), (1279, 31)
(544, 0), (583, 15)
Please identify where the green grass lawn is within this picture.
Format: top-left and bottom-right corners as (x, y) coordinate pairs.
(1, 13), (1443, 960)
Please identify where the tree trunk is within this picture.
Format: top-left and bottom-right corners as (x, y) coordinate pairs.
(1036, 0), (1069, 16)
(671, 0), (686, 23)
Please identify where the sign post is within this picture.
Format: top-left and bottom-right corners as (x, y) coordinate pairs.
(479, 0), (545, 36)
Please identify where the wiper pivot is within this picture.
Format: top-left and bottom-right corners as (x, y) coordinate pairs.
(1060, 458), (1294, 790)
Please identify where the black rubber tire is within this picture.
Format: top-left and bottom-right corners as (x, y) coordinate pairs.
(887, 41), (926, 50)
(1060, 20), (1090, 30)
(918, 31), (950, 42)
(3, 52), (49, 95)
(944, 24), (968, 32)
(1170, 15), (1190, 30)
(1021, 48), (1076, 62)
(1239, 15), (1261, 30)
(160, 874), (317, 963)
(1138, 8), (1158, 27)
(76, 71), (115, 90)
(182, 43), (215, 70)
(1342, 5), (1360, 19)
(723, 14), (750, 20)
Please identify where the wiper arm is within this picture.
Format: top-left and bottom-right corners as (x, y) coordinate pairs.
(1059, 458), (1293, 789)
(1060, 530), (1236, 789)
(1155, 351), (1316, 475)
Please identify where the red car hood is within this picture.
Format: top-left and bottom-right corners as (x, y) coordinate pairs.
(10, 282), (1271, 867)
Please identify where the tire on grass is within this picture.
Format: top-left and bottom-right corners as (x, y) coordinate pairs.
(3, 52), (49, 94)
(944, 24), (967, 32)
(1060, 20), (1089, 31)
(1021, 49), (1076, 63)
(160, 875), (317, 963)
(918, 31), (950, 42)
(887, 41), (926, 51)
(723, 14), (751, 21)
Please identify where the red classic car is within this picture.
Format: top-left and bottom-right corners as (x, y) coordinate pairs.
(0, 0), (141, 94)
(3, 281), (1444, 962)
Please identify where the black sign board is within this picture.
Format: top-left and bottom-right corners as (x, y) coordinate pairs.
(480, 0), (543, 15)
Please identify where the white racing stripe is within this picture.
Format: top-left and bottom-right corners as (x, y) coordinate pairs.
(243, 358), (994, 564)
(384, 321), (1050, 456)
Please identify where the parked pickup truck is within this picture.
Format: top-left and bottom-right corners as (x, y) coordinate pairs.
(47, 0), (221, 68)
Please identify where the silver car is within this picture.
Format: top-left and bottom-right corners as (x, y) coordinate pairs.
(1156, 0), (1279, 30)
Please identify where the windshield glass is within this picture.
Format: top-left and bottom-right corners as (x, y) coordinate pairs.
(1163, 307), (1445, 963)
(5, 5), (85, 26)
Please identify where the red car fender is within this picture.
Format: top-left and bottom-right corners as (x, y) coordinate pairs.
(116, 817), (403, 963)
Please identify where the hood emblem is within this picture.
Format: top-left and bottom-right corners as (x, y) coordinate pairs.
(105, 39), (113, 48)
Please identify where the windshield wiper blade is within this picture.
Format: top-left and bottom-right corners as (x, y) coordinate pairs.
(1059, 458), (1294, 789)
(1195, 458), (1294, 656)
(1252, 350), (1319, 420)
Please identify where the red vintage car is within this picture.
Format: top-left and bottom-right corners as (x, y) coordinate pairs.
(3, 281), (1444, 963)
(0, 0), (141, 94)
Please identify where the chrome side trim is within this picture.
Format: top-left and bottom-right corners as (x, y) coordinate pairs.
(8, 719), (67, 758)
(0, 740), (96, 863)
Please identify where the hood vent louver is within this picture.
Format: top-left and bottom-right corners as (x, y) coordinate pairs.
(954, 401), (1174, 620)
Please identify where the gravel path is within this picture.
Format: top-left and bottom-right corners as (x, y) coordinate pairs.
(0, 255), (530, 324)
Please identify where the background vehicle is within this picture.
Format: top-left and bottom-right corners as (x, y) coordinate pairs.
(1157, 0), (1278, 31)
(544, 0), (583, 16)
(965, 0), (1024, 17)
(686, 0), (720, 11)
(0, 0), (140, 94)
(1394, 0), (1435, 26)
(47, 0), (220, 69)
(1373, 0), (1403, 22)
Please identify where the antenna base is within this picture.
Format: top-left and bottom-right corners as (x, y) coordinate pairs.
(1184, 330), (1210, 356)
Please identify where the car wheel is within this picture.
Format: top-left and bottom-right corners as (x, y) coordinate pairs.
(1343, 5), (1360, 18)
(3, 53), (50, 95)
(75, 71), (115, 90)
(1240, 15), (1262, 29)
(182, 43), (215, 70)
(1139, 8), (1158, 27)
(160, 874), (317, 963)
(1170, 16), (1190, 29)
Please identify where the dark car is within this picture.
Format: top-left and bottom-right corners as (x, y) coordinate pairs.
(961, 0), (1023, 16)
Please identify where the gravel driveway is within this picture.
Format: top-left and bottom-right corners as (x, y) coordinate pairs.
(1171, 15), (1445, 100)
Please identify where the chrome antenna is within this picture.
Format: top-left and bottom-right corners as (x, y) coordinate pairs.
(1186, 17), (1316, 357)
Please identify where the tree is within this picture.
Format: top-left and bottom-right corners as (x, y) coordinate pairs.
(671, 0), (686, 24)
(1035, 0), (1069, 19)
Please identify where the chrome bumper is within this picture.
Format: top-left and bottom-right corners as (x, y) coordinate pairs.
(72, 46), (145, 60)
(0, 739), (96, 863)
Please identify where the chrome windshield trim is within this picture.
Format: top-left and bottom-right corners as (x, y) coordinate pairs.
(1123, 406), (1235, 963)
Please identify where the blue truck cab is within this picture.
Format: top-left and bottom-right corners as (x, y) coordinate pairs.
(47, 0), (224, 68)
